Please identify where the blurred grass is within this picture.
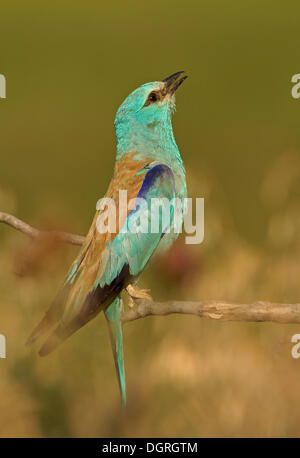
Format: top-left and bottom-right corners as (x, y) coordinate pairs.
(0, 0), (300, 438)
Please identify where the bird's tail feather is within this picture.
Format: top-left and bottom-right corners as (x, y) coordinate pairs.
(26, 313), (54, 346)
(105, 297), (126, 408)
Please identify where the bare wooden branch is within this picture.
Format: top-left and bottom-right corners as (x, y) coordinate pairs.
(122, 299), (300, 324)
(2, 211), (300, 325)
(0, 211), (85, 246)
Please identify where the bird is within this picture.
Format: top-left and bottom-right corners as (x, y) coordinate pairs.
(26, 71), (188, 408)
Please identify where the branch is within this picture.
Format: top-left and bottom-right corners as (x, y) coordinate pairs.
(2, 211), (300, 325)
(122, 299), (300, 324)
(0, 211), (85, 246)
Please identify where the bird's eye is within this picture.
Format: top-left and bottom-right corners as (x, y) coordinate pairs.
(144, 91), (159, 107)
(148, 92), (158, 102)
(143, 91), (160, 108)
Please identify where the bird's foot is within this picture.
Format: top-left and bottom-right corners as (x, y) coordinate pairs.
(126, 284), (153, 308)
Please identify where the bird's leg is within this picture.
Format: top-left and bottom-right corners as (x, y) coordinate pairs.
(126, 283), (153, 308)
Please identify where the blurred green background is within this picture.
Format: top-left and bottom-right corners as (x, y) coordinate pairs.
(1, 0), (300, 437)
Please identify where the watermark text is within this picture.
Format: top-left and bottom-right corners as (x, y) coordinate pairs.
(96, 191), (204, 245)
(0, 74), (6, 99)
(0, 334), (6, 359)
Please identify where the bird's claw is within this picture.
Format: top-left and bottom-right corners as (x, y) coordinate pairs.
(126, 284), (153, 308)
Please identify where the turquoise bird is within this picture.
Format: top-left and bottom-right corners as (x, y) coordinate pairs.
(27, 71), (188, 407)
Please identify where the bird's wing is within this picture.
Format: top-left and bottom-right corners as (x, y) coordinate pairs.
(27, 154), (175, 355)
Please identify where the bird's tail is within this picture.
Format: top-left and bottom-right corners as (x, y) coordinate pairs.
(104, 296), (126, 408)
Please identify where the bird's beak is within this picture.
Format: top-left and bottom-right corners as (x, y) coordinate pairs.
(162, 71), (188, 95)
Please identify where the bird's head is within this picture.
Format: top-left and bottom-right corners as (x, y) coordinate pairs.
(114, 72), (187, 159)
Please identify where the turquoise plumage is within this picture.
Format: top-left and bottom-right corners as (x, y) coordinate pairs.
(27, 72), (188, 407)
(105, 297), (126, 407)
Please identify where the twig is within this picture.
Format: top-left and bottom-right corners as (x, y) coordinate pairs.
(122, 299), (300, 324)
(0, 211), (85, 246)
(2, 211), (300, 325)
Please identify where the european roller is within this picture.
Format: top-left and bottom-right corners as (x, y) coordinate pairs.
(27, 71), (188, 407)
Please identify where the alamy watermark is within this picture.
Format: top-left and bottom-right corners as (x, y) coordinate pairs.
(0, 74), (6, 99)
(291, 334), (300, 359)
(0, 334), (6, 359)
(95, 191), (204, 245)
(291, 74), (300, 99)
